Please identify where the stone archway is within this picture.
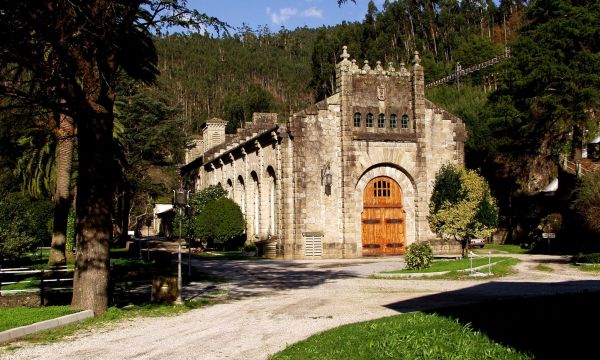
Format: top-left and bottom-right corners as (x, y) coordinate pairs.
(361, 176), (406, 256)
(354, 165), (417, 253)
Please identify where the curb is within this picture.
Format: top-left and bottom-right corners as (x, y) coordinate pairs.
(0, 310), (94, 344)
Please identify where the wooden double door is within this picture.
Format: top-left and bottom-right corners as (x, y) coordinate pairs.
(361, 176), (406, 256)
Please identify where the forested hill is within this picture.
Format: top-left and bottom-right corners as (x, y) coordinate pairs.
(154, 27), (320, 134)
(153, 0), (526, 135)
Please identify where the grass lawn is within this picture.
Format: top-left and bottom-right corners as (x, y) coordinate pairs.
(1, 277), (40, 291)
(572, 263), (600, 272)
(384, 257), (511, 274)
(271, 312), (529, 360)
(534, 264), (554, 272)
(472, 244), (529, 255)
(274, 292), (600, 359)
(0, 306), (77, 332)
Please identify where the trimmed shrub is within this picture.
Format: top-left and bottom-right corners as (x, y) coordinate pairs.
(195, 197), (245, 248)
(405, 242), (433, 270)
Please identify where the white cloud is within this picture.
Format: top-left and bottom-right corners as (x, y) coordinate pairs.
(302, 7), (323, 18)
(267, 7), (298, 25)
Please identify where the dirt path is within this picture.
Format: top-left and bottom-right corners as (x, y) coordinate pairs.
(2, 255), (599, 360)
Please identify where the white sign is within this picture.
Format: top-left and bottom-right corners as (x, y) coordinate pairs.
(542, 233), (556, 239)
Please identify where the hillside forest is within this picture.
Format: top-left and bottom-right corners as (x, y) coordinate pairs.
(1, 0), (599, 265)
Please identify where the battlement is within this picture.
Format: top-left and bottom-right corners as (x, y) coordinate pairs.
(202, 112), (279, 163)
(335, 46), (422, 93)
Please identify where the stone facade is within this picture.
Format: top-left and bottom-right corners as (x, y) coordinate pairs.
(181, 47), (466, 259)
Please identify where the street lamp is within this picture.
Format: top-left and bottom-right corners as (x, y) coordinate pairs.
(172, 186), (189, 305)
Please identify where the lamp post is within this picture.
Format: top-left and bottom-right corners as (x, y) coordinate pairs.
(172, 186), (189, 305)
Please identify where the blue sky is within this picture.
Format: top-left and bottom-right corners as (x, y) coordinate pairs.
(187, 0), (386, 31)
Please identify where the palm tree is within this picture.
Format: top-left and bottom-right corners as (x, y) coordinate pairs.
(48, 112), (75, 266)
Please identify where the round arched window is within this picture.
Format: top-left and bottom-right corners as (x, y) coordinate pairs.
(366, 113), (374, 128)
(354, 112), (361, 127)
(390, 114), (398, 128)
(401, 114), (409, 129)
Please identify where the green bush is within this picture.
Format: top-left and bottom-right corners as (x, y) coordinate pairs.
(242, 242), (257, 253)
(195, 197), (245, 248)
(0, 192), (53, 260)
(174, 184), (229, 238)
(573, 253), (600, 264)
(405, 242), (433, 270)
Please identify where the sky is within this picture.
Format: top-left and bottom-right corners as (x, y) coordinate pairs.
(187, 0), (386, 32)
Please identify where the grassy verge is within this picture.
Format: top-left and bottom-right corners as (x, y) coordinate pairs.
(7, 299), (219, 345)
(384, 257), (510, 274)
(374, 258), (520, 280)
(0, 306), (76, 332)
(271, 312), (529, 360)
(194, 250), (263, 260)
(426, 258), (520, 280)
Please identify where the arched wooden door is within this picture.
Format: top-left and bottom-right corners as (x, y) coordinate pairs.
(362, 176), (406, 256)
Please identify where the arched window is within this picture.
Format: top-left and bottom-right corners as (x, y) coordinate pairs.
(267, 166), (277, 235)
(251, 171), (260, 236)
(237, 176), (245, 215)
(354, 112), (361, 127)
(390, 114), (398, 128)
(366, 113), (374, 128)
(378, 114), (385, 128)
(401, 114), (409, 129)
(226, 179), (233, 199)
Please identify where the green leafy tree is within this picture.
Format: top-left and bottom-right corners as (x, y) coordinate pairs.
(428, 164), (499, 257)
(195, 197), (245, 249)
(0, 1), (223, 314)
(482, 0), (600, 190)
(574, 170), (600, 233)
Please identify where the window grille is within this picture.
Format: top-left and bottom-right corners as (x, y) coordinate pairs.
(304, 236), (322, 257)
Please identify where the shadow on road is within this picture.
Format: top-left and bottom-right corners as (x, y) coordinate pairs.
(384, 280), (600, 359)
(189, 259), (358, 299)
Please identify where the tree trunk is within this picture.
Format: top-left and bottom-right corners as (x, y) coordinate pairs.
(461, 238), (468, 258)
(71, 102), (114, 315)
(48, 113), (74, 266)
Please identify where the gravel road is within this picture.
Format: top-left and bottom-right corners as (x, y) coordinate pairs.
(2, 254), (599, 360)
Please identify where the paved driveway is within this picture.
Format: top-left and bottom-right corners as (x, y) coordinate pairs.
(3, 254), (600, 359)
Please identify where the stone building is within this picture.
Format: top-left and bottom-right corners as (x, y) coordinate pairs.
(181, 47), (466, 259)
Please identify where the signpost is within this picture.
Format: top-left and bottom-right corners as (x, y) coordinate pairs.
(542, 233), (556, 253)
